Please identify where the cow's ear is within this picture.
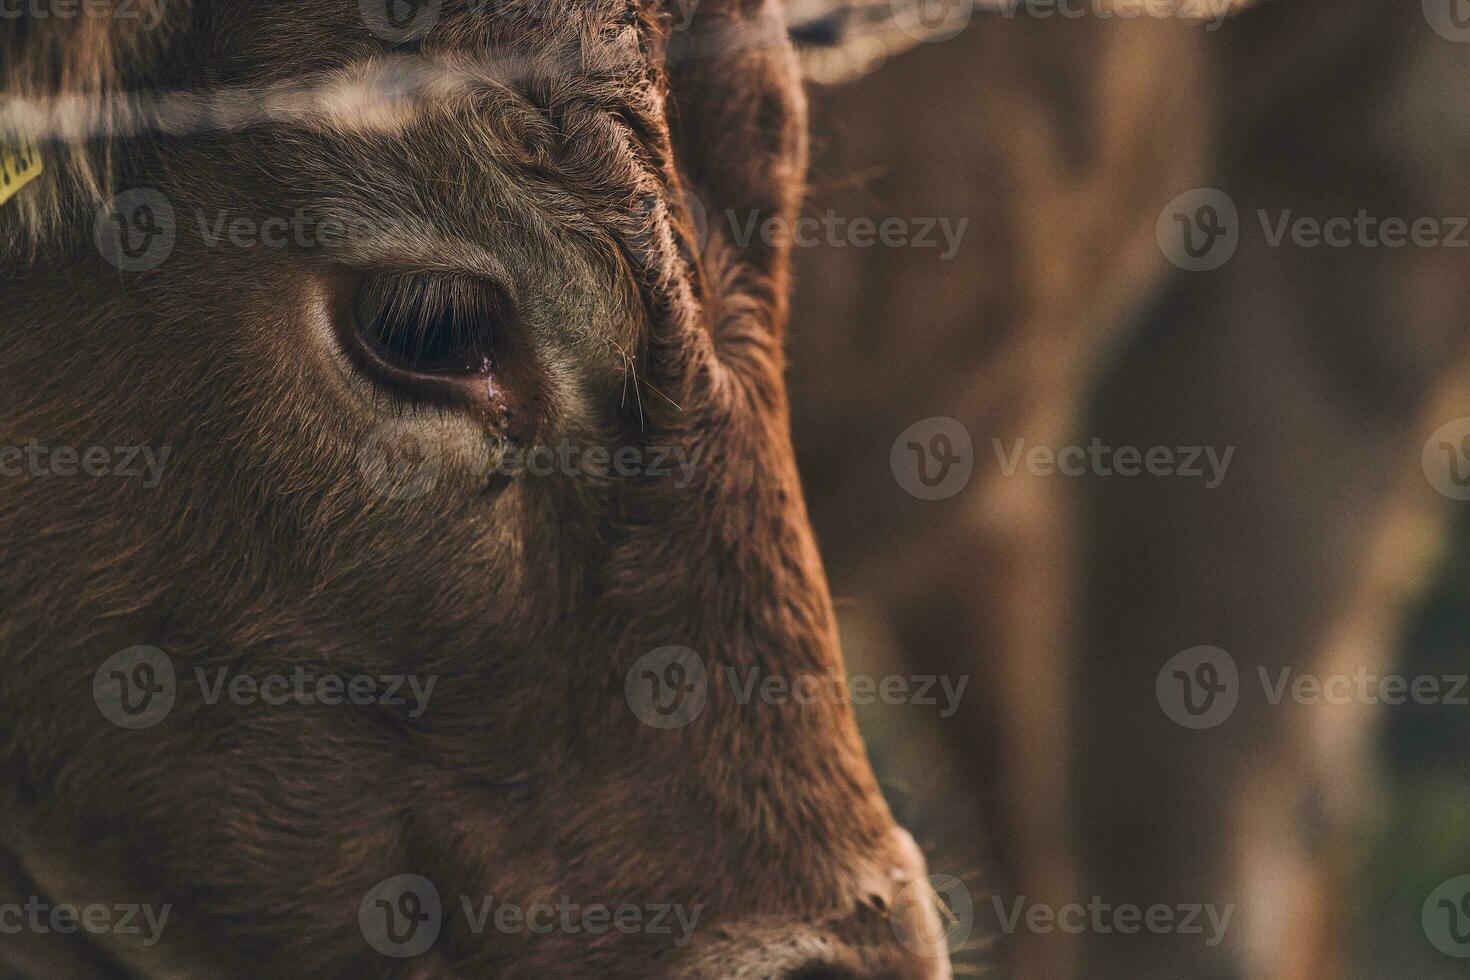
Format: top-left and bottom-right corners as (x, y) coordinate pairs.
(624, 0), (810, 418)
(785, 0), (1265, 84)
(0, 0), (184, 244)
(661, 0), (809, 286)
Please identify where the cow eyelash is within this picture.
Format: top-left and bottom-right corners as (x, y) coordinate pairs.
(353, 273), (505, 377)
(338, 271), (521, 416)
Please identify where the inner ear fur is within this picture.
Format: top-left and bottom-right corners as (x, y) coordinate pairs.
(663, 0), (809, 282)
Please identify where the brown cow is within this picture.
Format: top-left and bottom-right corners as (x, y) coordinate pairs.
(789, 0), (1470, 976)
(0, 1), (950, 977)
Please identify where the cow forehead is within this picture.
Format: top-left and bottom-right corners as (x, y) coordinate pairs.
(149, 0), (674, 200)
(183, 3), (685, 330)
(214, 0), (666, 95)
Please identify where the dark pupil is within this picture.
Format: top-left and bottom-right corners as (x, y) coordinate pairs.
(357, 277), (497, 375)
(370, 305), (484, 373)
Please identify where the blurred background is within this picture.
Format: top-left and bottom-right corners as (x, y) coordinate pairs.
(778, 0), (1470, 975)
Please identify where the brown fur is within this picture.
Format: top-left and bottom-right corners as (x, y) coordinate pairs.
(0, 1), (949, 977)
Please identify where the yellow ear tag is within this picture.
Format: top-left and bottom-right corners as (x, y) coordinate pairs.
(0, 140), (43, 207)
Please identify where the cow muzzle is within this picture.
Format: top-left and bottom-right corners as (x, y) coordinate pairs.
(668, 829), (954, 980)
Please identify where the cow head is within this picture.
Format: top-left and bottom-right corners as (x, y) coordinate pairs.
(0, 0), (947, 976)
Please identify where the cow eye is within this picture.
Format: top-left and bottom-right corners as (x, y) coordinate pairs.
(345, 273), (509, 405)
